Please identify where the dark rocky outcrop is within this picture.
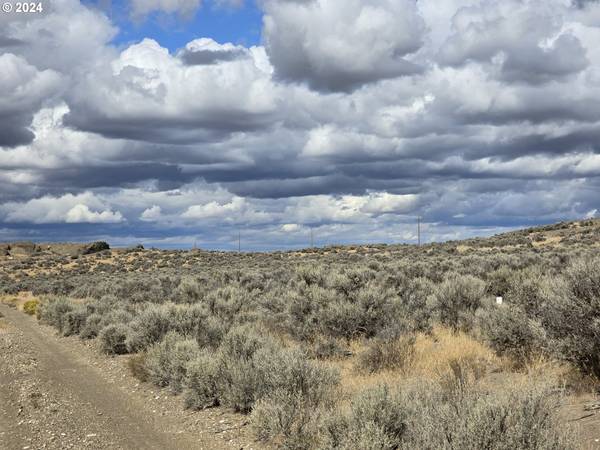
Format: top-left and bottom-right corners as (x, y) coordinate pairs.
(82, 241), (110, 255)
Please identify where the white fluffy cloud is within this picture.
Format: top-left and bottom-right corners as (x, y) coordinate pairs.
(1, 192), (124, 224)
(1, 0), (117, 72)
(64, 38), (280, 143)
(288, 193), (419, 223)
(65, 204), (124, 224)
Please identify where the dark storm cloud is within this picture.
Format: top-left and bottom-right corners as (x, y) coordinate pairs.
(0, 115), (35, 147)
(179, 47), (248, 65)
(438, 1), (589, 85)
(263, 0), (426, 92)
(0, 51), (63, 147)
(41, 164), (188, 190)
(62, 112), (276, 145)
(573, 0), (599, 7)
(0, 35), (25, 48)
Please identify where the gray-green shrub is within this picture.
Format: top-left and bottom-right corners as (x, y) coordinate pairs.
(432, 274), (486, 331)
(356, 335), (416, 374)
(183, 350), (220, 410)
(250, 348), (339, 448)
(99, 323), (130, 355)
(480, 306), (545, 367)
(145, 332), (200, 393)
(319, 385), (408, 450)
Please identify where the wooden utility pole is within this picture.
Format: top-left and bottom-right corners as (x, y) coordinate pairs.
(310, 228), (314, 248)
(238, 230), (241, 253)
(417, 216), (421, 246)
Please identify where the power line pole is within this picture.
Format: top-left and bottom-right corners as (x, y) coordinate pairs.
(417, 216), (421, 246)
(238, 230), (241, 253)
(310, 227), (314, 248)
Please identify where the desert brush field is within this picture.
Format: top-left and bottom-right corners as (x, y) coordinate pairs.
(2, 219), (600, 449)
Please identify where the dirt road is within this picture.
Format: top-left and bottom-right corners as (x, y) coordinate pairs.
(0, 305), (256, 450)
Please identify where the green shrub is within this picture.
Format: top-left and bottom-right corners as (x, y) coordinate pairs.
(319, 381), (573, 450)
(80, 308), (133, 340)
(61, 304), (89, 337)
(319, 385), (408, 450)
(79, 313), (103, 339)
(175, 277), (205, 303)
(252, 389), (324, 450)
(402, 381), (574, 450)
(216, 325), (278, 413)
(37, 296), (74, 330)
(432, 274), (486, 331)
(504, 266), (549, 317)
(23, 299), (39, 316)
(99, 323), (130, 355)
(356, 335), (415, 374)
(183, 350), (220, 410)
(250, 348), (339, 448)
(195, 315), (228, 349)
(480, 306), (545, 367)
(145, 332), (200, 393)
(297, 266), (326, 287)
(319, 285), (394, 340)
(542, 257), (600, 376)
(125, 304), (177, 352)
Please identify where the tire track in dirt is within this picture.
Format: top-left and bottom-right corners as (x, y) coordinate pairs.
(0, 304), (237, 450)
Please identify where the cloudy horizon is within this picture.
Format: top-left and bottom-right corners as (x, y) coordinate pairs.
(1, 0), (599, 251)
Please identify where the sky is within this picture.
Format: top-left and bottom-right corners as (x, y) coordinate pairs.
(1, 0), (600, 251)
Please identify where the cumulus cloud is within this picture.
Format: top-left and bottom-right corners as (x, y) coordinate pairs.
(182, 197), (271, 223)
(438, 0), (589, 84)
(63, 39), (280, 144)
(0, 0), (117, 72)
(65, 204), (124, 223)
(288, 192), (419, 223)
(140, 205), (163, 222)
(281, 223), (301, 233)
(1, 192), (124, 224)
(0, 54), (63, 147)
(263, 0), (425, 92)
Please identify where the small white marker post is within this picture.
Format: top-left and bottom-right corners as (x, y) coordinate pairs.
(496, 296), (503, 305)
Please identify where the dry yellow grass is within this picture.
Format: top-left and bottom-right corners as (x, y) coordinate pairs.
(1, 292), (38, 311)
(326, 326), (504, 399)
(532, 235), (563, 248)
(514, 355), (596, 394)
(410, 326), (502, 378)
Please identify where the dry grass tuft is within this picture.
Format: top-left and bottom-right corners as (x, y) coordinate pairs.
(410, 326), (502, 379)
(330, 326), (504, 399)
(0, 295), (19, 308)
